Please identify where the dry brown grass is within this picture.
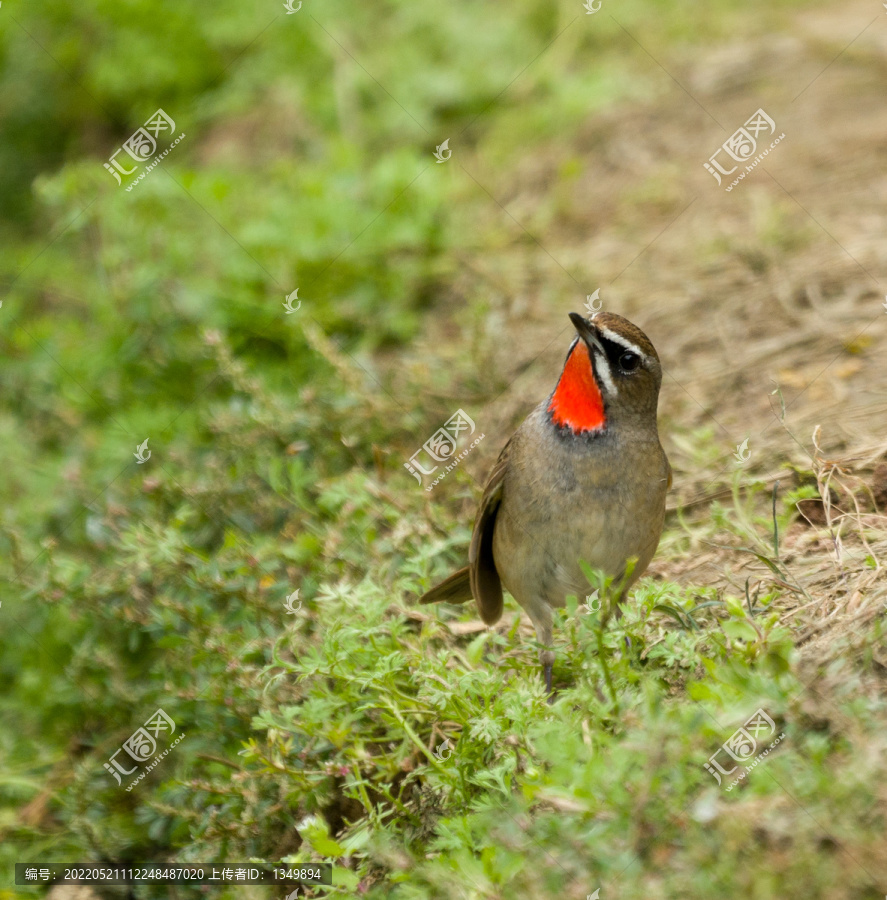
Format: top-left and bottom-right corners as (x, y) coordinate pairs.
(389, 0), (887, 668)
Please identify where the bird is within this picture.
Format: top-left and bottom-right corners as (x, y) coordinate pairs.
(418, 311), (671, 695)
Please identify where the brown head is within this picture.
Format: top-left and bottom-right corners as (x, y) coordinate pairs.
(547, 311), (663, 434)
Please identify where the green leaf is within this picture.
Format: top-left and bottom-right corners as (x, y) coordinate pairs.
(723, 619), (758, 642)
(653, 604), (692, 630)
(298, 815), (347, 858)
(466, 631), (490, 666)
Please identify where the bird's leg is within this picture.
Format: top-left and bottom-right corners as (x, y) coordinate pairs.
(542, 652), (554, 699)
(535, 607), (556, 702)
(613, 590), (633, 654)
(614, 588), (632, 653)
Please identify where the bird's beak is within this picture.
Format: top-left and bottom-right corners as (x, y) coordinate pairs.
(568, 312), (606, 357)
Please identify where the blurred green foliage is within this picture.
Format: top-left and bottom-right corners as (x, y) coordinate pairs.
(2, 1), (883, 898)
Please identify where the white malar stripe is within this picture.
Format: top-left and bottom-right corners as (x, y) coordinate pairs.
(593, 353), (618, 397)
(596, 325), (647, 360)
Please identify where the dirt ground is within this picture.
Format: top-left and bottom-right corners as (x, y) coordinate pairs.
(404, 0), (887, 659)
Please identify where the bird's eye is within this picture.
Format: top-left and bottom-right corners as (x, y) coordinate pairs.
(619, 351), (641, 372)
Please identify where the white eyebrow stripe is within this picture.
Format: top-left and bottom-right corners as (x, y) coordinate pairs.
(596, 325), (647, 359)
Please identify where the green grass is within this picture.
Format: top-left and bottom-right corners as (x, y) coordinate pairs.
(2, 0), (886, 897)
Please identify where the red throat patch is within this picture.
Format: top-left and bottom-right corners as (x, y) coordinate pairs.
(548, 340), (606, 433)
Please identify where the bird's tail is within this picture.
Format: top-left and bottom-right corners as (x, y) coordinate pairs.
(418, 566), (473, 605)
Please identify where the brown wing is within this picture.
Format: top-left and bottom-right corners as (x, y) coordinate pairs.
(468, 437), (511, 625)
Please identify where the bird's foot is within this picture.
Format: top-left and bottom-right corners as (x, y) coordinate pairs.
(543, 662), (554, 703)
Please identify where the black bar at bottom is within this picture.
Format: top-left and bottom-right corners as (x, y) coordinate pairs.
(15, 863), (332, 885)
